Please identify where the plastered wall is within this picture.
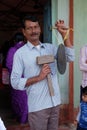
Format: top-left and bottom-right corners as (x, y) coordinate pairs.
(52, 0), (70, 104)
(74, 0), (87, 107)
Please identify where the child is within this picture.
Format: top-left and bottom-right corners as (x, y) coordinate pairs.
(75, 86), (87, 130)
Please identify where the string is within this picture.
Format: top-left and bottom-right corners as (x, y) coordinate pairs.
(51, 26), (74, 43)
(63, 28), (74, 42)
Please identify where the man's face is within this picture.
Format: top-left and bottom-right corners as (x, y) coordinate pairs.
(23, 20), (41, 44)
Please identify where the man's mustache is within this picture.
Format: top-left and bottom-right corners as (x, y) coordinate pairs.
(31, 33), (39, 36)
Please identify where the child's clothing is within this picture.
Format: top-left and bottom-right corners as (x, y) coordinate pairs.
(77, 124), (87, 130)
(76, 101), (87, 130)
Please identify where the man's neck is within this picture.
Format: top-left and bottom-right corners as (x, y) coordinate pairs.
(28, 40), (40, 46)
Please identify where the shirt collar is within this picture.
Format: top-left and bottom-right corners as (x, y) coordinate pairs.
(27, 41), (45, 50)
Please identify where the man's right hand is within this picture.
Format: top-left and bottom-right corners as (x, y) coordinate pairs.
(39, 64), (51, 81)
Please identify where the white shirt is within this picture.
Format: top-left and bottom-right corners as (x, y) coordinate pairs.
(0, 117), (6, 130)
(11, 42), (75, 112)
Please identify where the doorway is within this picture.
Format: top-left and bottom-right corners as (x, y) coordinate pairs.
(0, 0), (52, 127)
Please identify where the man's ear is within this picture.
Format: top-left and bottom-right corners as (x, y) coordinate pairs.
(22, 29), (26, 36)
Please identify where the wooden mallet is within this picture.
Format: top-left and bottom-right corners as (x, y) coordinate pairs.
(37, 55), (55, 96)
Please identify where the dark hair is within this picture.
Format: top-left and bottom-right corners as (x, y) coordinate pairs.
(21, 15), (39, 29)
(82, 86), (87, 95)
(14, 32), (24, 42)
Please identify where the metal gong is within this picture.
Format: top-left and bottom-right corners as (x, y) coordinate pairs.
(56, 44), (66, 74)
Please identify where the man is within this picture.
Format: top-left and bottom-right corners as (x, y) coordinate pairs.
(11, 15), (74, 130)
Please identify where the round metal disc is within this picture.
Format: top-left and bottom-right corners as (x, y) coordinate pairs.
(56, 44), (66, 74)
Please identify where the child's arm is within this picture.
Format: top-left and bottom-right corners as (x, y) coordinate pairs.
(76, 109), (80, 121)
(74, 106), (81, 126)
